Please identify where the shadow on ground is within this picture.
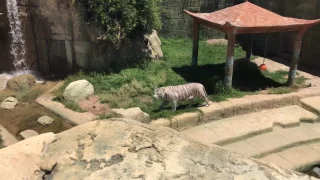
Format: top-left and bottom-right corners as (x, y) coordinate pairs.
(172, 58), (283, 94)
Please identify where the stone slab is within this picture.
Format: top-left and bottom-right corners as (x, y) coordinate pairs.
(271, 105), (319, 126)
(309, 142), (320, 152)
(203, 116), (259, 145)
(182, 105), (320, 148)
(181, 125), (220, 144)
(0, 125), (18, 146)
(274, 125), (320, 143)
(245, 131), (291, 157)
(223, 141), (261, 157)
(278, 144), (320, 170)
(261, 153), (295, 170)
(244, 110), (281, 132)
(19, 130), (39, 139)
(36, 95), (97, 126)
(303, 123), (320, 135)
(301, 96), (320, 114)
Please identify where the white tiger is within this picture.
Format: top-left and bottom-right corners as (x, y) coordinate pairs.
(153, 83), (210, 111)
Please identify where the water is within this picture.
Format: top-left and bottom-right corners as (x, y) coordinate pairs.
(1, 0), (42, 90)
(6, 0), (27, 71)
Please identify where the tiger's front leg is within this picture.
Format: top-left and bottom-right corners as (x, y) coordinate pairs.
(158, 101), (167, 111)
(172, 100), (178, 111)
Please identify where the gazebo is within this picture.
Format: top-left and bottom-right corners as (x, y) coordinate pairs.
(185, 1), (320, 88)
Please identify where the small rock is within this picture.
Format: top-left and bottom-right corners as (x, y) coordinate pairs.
(37, 116), (54, 125)
(312, 167), (320, 177)
(1, 97), (19, 110)
(63, 79), (94, 102)
(6, 74), (36, 91)
(19, 130), (39, 139)
(111, 107), (150, 123)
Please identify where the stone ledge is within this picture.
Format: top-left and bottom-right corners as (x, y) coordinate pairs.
(35, 82), (97, 126)
(151, 88), (320, 131)
(301, 96), (320, 115)
(171, 112), (201, 131)
(0, 125), (18, 147)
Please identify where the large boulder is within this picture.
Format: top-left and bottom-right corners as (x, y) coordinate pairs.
(6, 74), (36, 91)
(144, 30), (163, 59)
(1, 97), (19, 109)
(63, 79), (94, 102)
(37, 116), (54, 125)
(0, 120), (316, 180)
(111, 107), (150, 123)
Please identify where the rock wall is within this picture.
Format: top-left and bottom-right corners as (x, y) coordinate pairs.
(4, 0), (147, 78)
(18, 0), (233, 77)
(0, 0), (14, 72)
(0, 0), (234, 76)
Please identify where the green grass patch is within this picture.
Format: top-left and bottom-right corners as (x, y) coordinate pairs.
(55, 38), (308, 119)
(53, 96), (84, 112)
(263, 70), (308, 94)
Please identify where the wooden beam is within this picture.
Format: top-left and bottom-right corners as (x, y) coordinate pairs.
(192, 21), (200, 66)
(287, 29), (307, 86)
(224, 32), (236, 88)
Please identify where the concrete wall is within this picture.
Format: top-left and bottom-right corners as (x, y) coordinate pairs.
(247, 0), (320, 70)
(161, 0), (233, 38)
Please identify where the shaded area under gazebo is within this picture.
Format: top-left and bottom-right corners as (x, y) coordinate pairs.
(185, 1), (320, 88)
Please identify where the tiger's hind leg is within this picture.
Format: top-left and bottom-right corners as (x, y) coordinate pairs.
(199, 96), (210, 107)
(187, 96), (194, 108)
(204, 98), (210, 107)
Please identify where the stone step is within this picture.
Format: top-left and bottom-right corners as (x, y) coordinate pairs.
(222, 123), (320, 158)
(260, 142), (320, 171)
(0, 125), (18, 147)
(182, 105), (319, 145)
(301, 96), (320, 115)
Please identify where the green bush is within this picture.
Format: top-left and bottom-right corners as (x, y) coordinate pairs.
(87, 0), (162, 47)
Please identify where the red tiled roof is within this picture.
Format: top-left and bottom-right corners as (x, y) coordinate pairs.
(185, 1), (320, 34)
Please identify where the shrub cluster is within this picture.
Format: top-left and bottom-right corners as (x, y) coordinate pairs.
(86, 0), (162, 47)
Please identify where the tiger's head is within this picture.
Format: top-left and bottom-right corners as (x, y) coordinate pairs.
(153, 88), (165, 99)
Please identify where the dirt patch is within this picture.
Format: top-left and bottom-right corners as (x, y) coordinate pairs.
(78, 95), (110, 115)
(207, 39), (228, 45)
(0, 81), (73, 140)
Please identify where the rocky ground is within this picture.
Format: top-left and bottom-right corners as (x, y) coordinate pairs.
(0, 119), (316, 180)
